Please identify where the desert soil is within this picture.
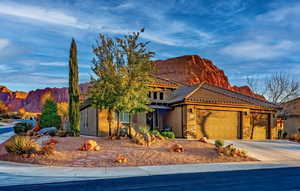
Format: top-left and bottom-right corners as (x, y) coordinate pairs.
(0, 137), (256, 167)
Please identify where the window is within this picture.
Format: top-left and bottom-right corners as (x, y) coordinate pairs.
(159, 92), (164, 100)
(117, 112), (130, 123)
(153, 92), (157, 99)
(148, 92), (151, 98)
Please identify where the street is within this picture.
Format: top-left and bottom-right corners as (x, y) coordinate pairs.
(1, 167), (300, 191)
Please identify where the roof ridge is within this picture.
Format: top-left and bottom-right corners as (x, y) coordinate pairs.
(184, 82), (206, 100)
(151, 75), (183, 86)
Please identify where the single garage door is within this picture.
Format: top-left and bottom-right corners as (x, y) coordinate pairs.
(196, 109), (241, 139)
(250, 113), (269, 140)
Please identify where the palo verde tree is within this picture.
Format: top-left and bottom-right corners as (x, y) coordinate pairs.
(88, 29), (154, 135)
(68, 39), (80, 136)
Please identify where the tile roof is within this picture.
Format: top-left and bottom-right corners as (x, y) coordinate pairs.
(168, 82), (280, 109)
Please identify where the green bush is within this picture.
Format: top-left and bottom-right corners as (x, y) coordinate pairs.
(215, 139), (224, 147)
(5, 136), (40, 155)
(149, 129), (160, 136)
(13, 123), (33, 135)
(161, 131), (175, 139)
(40, 99), (62, 129)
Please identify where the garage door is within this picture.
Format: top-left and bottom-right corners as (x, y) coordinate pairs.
(251, 113), (269, 140)
(196, 110), (240, 139)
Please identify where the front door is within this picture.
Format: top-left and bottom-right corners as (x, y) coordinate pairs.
(146, 110), (159, 130)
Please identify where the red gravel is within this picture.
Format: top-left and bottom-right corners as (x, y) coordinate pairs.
(0, 137), (256, 167)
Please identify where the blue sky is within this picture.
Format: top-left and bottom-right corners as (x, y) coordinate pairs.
(0, 0), (299, 91)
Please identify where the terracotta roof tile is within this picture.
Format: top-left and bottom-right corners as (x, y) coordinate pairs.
(168, 82), (280, 109)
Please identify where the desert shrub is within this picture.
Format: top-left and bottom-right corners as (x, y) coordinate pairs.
(138, 126), (150, 135)
(40, 144), (56, 156)
(218, 144), (248, 158)
(290, 133), (300, 141)
(40, 99), (62, 129)
(215, 139), (224, 147)
(13, 123), (33, 135)
(161, 131), (175, 139)
(5, 136), (41, 155)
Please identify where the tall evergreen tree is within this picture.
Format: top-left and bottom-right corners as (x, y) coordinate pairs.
(68, 39), (80, 136)
(40, 99), (61, 128)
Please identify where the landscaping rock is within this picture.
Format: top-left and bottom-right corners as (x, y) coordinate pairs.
(115, 155), (128, 163)
(171, 144), (184, 152)
(199, 137), (208, 143)
(80, 140), (101, 151)
(37, 127), (57, 136)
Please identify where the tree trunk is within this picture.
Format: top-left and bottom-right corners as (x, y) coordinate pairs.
(107, 109), (113, 136)
(117, 111), (120, 136)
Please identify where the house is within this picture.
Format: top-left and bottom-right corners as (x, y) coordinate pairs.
(281, 98), (300, 136)
(80, 77), (281, 140)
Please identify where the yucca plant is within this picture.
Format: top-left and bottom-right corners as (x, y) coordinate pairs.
(5, 136), (41, 155)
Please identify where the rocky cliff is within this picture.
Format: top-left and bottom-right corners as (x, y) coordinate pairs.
(0, 84), (89, 113)
(0, 55), (263, 113)
(155, 55), (263, 99)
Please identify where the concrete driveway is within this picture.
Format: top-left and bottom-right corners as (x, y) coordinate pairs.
(225, 140), (300, 161)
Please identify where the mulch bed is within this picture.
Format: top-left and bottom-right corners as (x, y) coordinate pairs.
(0, 137), (257, 167)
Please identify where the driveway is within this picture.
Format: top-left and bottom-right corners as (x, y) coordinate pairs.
(225, 140), (300, 161)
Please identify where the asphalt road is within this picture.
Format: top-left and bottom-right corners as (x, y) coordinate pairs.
(1, 167), (300, 191)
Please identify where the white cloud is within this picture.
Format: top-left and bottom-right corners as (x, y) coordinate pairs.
(0, 2), (88, 29)
(0, 64), (16, 73)
(0, 38), (9, 50)
(39, 62), (66, 66)
(221, 40), (295, 60)
(256, 3), (300, 23)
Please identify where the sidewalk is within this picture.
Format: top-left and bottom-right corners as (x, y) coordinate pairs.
(1, 160), (300, 187)
(1, 131), (300, 187)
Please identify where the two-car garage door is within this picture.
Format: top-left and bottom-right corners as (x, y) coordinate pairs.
(196, 109), (270, 140)
(196, 109), (241, 139)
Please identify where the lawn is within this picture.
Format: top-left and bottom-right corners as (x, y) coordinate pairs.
(0, 137), (256, 167)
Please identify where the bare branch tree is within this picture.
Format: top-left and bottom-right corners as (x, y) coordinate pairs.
(246, 75), (263, 95)
(245, 72), (299, 103)
(265, 73), (300, 103)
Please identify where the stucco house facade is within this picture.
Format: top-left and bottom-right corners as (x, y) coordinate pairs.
(281, 98), (300, 136)
(80, 77), (281, 140)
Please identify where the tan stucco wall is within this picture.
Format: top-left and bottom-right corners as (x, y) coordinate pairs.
(284, 117), (300, 136)
(165, 106), (183, 137)
(80, 107), (97, 136)
(132, 113), (147, 127)
(282, 99), (300, 137)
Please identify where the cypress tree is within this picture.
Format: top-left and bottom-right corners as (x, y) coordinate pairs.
(68, 39), (80, 136)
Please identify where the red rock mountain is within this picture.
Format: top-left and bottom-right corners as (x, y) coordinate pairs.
(0, 55), (263, 113)
(155, 55), (263, 99)
(0, 84), (89, 113)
